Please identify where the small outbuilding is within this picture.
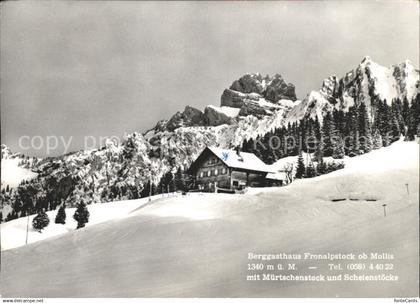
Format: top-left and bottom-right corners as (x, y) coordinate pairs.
(265, 172), (287, 187)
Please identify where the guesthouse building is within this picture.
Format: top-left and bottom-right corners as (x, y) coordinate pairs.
(188, 146), (286, 192)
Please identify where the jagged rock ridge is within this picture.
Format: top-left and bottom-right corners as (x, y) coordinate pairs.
(287, 56), (420, 122)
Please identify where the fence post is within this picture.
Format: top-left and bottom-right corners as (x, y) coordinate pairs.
(382, 204), (387, 217)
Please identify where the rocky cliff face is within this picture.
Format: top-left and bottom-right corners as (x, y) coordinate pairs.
(229, 73), (297, 101)
(203, 106), (236, 126)
(220, 73), (297, 117)
(154, 73), (298, 132)
(165, 106), (207, 131)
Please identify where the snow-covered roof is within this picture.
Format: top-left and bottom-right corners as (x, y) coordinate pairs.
(208, 146), (274, 173)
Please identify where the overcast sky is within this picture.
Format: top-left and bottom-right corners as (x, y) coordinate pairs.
(1, 1), (419, 156)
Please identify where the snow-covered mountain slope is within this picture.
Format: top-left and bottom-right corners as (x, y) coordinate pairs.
(287, 57), (420, 122)
(1, 144), (38, 189)
(1, 159), (38, 189)
(1, 140), (418, 297)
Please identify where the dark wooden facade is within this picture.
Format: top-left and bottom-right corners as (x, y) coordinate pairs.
(188, 148), (269, 192)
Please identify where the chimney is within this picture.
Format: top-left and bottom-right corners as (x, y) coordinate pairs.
(235, 146), (244, 161)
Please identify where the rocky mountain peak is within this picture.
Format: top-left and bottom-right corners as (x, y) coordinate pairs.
(360, 55), (372, 65)
(160, 73), (299, 132)
(219, 73), (298, 119)
(165, 105), (206, 131)
(229, 73), (265, 95)
(228, 73), (297, 102)
(320, 75), (339, 96)
(286, 57), (420, 124)
(1, 144), (13, 159)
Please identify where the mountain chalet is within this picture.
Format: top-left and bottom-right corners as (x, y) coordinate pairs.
(188, 147), (286, 192)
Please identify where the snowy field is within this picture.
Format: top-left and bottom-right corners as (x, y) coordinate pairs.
(1, 194), (168, 251)
(1, 140), (418, 297)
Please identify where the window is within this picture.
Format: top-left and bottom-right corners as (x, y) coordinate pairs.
(214, 169), (218, 176)
(221, 167), (227, 175)
(209, 157), (217, 165)
(200, 171), (204, 178)
(233, 180), (239, 186)
(207, 171), (211, 177)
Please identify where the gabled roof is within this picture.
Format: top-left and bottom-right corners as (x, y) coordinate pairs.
(189, 146), (274, 174)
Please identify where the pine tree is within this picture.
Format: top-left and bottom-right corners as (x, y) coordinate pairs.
(316, 158), (327, 175)
(332, 109), (345, 137)
(346, 107), (360, 156)
(373, 99), (388, 145)
(55, 203), (66, 224)
(73, 201), (90, 229)
(32, 210), (50, 232)
(304, 119), (318, 154)
(122, 135), (137, 160)
(163, 171), (174, 193)
(314, 142), (323, 162)
(357, 103), (373, 153)
(305, 162), (316, 178)
(253, 137), (262, 155)
(314, 116), (322, 141)
(392, 98), (405, 135)
(242, 139), (252, 153)
(262, 132), (278, 164)
(332, 135), (345, 159)
(406, 94), (420, 141)
(140, 180), (152, 198)
(321, 112), (334, 157)
(402, 97), (410, 126)
(372, 129), (383, 149)
(174, 168), (186, 192)
(390, 116), (401, 143)
(295, 153), (305, 179)
(380, 101), (392, 146)
(288, 122), (300, 156)
(273, 128), (285, 160)
(349, 130), (360, 157)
